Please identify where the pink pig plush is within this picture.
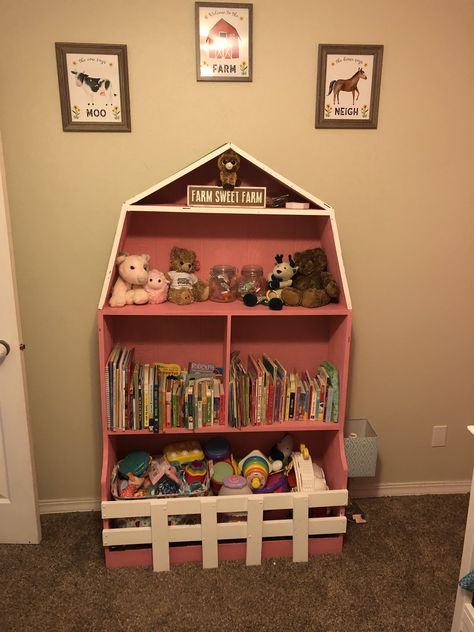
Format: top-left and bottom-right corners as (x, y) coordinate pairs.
(145, 269), (170, 304)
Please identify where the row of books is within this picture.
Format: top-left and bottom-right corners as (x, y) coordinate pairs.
(105, 347), (225, 431)
(229, 352), (339, 427)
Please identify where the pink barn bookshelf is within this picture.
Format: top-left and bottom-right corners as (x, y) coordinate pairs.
(98, 143), (352, 571)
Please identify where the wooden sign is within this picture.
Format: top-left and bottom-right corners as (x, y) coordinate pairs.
(187, 185), (266, 208)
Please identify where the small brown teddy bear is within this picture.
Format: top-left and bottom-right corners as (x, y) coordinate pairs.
(280, 247), (340, 308)
(166, 246), (209, 305)
(217, 149), (241, 190)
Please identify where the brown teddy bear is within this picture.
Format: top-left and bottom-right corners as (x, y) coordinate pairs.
(217, 149), (241, 190)
(166, 246), (209, 305)
(280, 247), (340, 308)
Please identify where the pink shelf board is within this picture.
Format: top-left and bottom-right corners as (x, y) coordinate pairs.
(106, 422), (342, 436)
(100, 302), (350, 317)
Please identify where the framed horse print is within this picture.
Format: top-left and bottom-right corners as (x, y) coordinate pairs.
(55, 42), (131, 132)
(315, 44), (383, 129)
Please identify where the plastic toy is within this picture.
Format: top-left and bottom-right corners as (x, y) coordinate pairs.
(184, 460), (208, 485)
(163, 441), (204, 466)
(238, 450), (271, 490)
(109, 253), (150, 307)
(290, 444), (328, 492)
(145, 269), (169, 304)
(204, 437), (231, 462)
(117, 450), (151, 479)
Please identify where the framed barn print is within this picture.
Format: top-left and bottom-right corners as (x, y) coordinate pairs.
(55, 42), (131, 132)
(195, 3), (253, 81)
(315, 44), (383, 129)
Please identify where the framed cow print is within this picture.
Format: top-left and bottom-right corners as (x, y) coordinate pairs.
(315, 44), (383, 129)
(55, 42), (131, 132)
(195, 3), (253, 81)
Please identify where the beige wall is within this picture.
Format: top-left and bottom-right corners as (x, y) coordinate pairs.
(1, 0), (473, 501)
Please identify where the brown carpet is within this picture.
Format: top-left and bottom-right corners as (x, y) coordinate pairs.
(0, 494), (468, 632)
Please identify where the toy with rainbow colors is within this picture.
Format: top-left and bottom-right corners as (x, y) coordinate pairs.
(238, 450), (271, 490)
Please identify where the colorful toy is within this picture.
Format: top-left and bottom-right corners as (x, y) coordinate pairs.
(280, 247), (340, 308)
(117, 450), (151, 479)
(109, 253), (150, 307)
(211, 460), (234, 494)
(167, 246), (209, 305)
(163, 441), (204, 466)
(217, 148), (241, 190)
(184, 460), (208, 485)
(145, 269), (169, 304)
(253, 471), (289, 494)
(204, 437), (231, 463)
(118, 472), (145, 498)
(238, 450), (271, 490)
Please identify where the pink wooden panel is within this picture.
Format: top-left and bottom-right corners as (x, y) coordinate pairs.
(104, 534), (343, 569)
(118, 211), (342, 296)
(105, 315), (227, 370)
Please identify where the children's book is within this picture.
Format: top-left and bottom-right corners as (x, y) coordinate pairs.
(320, 360), (339, 422)
(274, 359), (287, 422)
(247, 354), (263, 425)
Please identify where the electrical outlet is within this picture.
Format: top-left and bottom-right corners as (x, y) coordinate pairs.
(432, 425), (448, 447)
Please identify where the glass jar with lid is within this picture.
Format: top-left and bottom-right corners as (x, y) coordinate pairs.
(209, 264), (238, 302)
(237, 264), (265, 300)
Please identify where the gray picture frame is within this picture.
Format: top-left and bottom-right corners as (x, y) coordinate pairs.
(55, 42), (131, 132)
(316, 44), (383, 129)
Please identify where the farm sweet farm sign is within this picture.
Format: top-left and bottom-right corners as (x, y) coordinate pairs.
(187, 186), (266, 208)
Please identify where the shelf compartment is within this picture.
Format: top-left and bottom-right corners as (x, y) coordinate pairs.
(101, 430), (347, 571)
(101, 209), (349, 311)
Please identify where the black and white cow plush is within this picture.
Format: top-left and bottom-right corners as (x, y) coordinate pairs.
(71, 71), (114, 102)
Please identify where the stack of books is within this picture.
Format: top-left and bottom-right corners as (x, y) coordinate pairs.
(105, 346), (224, 432)
(228, 352), (339, 427)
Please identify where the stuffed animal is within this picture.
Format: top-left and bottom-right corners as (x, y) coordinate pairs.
(267, 254), (298, 294)
(167, 246), (209, 305)
(145, 269), (169, 304)
(269, 434), (294, 471)
(217, 149), (241, 190)
(109, 253), (150, 307)
(280, 247), (340, 308)
(242, 253), (297, 311)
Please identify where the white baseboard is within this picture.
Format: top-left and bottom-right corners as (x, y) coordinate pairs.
(38, 480), (471, 515)
(39, 497), (101, 514)
(349, 479), (471, 498)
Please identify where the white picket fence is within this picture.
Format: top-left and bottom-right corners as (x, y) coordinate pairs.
(102, 489), (348, 572)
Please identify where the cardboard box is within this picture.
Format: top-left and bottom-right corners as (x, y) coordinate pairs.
(344, 419), (378, 478)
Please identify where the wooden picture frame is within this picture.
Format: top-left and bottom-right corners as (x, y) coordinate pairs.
(315, 44), (383, 129)
(195, 2), (253, 81)
(55, 42), (131, 132)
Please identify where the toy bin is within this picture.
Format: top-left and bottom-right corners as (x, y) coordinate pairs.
(344, 418), (378, 478)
